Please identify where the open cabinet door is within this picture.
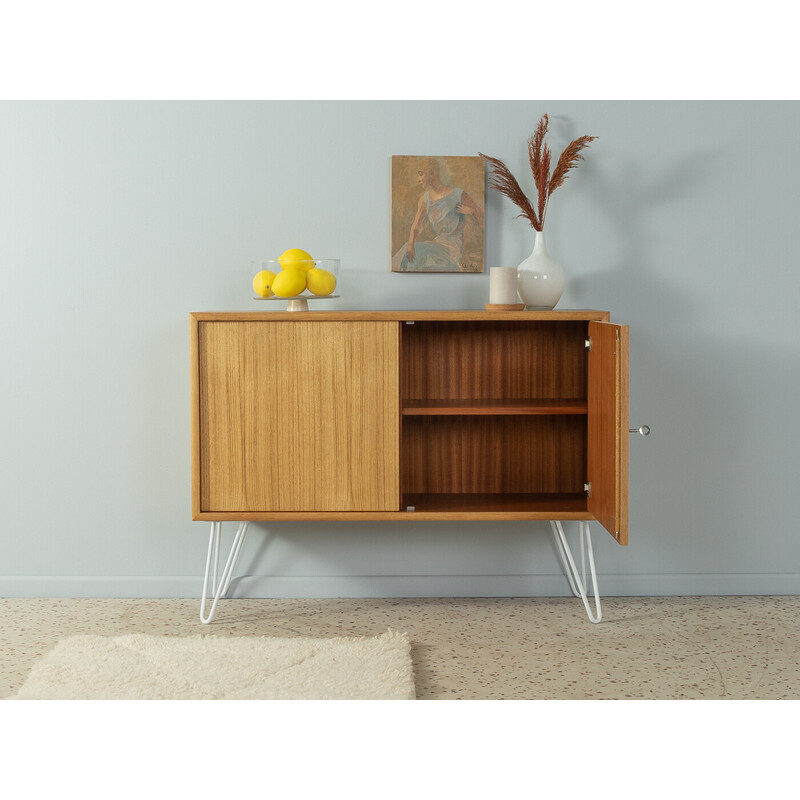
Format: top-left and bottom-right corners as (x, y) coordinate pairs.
(587, 321), (629, 544)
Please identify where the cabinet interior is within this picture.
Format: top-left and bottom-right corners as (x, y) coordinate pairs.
(399, 321), (590, 513)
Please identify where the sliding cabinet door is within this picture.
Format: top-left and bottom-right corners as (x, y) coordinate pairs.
(195, 320), (399, 514)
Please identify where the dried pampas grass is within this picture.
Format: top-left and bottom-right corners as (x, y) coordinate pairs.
(480, 115), (596, 231)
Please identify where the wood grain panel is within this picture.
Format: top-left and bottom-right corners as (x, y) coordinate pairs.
(197, 320), (399, 512)
(401, 416), (586, 495)
(587, 321), (629, 544)
(401, 321), (588, 401)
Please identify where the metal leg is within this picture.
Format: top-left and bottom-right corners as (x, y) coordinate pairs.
(550, 520), (602, 624)
(200, 521), (249, 624)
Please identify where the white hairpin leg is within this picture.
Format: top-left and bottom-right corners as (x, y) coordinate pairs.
(550, 520), (602, 624)
(200, 521), (249, 624)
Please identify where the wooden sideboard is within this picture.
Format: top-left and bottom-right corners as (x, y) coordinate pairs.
(190, 310), (630, 622)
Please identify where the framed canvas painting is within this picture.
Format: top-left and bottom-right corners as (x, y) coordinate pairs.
(391, 155), (485, 273)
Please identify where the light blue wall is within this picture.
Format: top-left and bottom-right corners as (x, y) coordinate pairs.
(1, 100), (798, 598)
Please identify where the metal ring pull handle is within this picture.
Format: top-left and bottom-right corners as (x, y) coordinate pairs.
(629, 425), (650, 436)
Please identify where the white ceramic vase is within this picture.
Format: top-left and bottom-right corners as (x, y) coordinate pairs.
(517, 230), (565, 310)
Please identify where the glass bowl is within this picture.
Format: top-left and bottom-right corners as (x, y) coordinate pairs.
(252, 258), (340, 311)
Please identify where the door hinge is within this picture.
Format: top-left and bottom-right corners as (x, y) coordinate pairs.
(584, 337), (592, 351)
(583, 482), (592, 496)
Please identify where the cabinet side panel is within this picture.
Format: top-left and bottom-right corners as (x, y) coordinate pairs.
(191, 316), (201, 518)
(199, 321), (398, 512)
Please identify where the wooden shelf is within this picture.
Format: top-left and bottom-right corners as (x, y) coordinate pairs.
(402, 399), (588, 416)
(402, 492), (588, 514)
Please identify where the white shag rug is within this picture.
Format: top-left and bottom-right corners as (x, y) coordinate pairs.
(9, 629), (415, 700)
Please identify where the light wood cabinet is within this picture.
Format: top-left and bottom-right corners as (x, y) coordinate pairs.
(191, 310), (629, 544)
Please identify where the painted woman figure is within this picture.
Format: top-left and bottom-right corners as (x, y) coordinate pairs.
(392, 158), (484, 272)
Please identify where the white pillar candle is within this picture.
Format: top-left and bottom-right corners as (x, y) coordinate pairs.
(489, 267), (519, 304)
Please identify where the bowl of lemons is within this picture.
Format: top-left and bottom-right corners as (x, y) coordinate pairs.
(252, 249), (340, 311)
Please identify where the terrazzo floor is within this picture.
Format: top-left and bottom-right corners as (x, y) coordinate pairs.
(2, 595), (799, 699)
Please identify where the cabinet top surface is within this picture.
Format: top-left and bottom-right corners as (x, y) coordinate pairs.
(190, 310), (611, 322)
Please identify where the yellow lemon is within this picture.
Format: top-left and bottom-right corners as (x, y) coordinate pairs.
(271, 268), (307, 297)
(306, 267), (336, 296)
(252, 269), (276, 297)
(278, 248), (314, 273)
